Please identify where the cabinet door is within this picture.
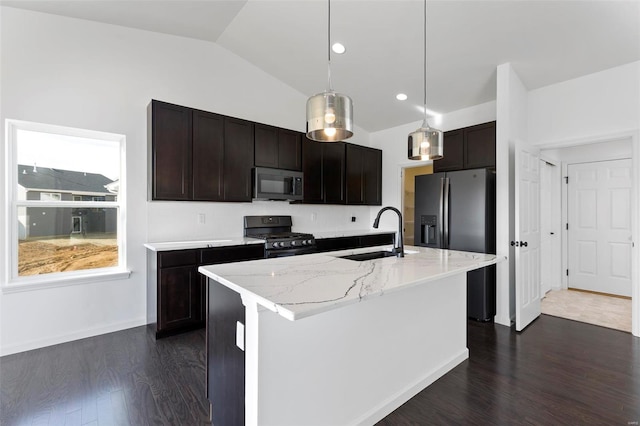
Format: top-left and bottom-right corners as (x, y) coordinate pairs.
(362, 146), (382, 205)
(464, 121), (496, 169)
(302, 138), (323, 203)
(323, 143), (346, 204)
(158, 265), (201, 332)
(224, 117), (254, 201)
(433, 129), (464, 172)
(254, 123), (279, 168)
(345, 144), (365, 204)
(193, 110), (224, 201)
(151, 100), (193, 200)
(278, 129), (302, 171)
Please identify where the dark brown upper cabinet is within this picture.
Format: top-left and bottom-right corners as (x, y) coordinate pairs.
(302, 137), (324, 203)
(193, 109), (224, 201)
(223, 117), (254, 202)
(302, 139), (345, 204)
(346, 144), (382, 205)
(464, 121), (496, 169)
(254, 124), (302, 171)
(150, 100), (253, 202)
(150, 100), (193, 200)
(303, 139), (382, 205)
(433, 121), (495, 172)
(322, 143), (346, 204)
(433, 129), (464, 172)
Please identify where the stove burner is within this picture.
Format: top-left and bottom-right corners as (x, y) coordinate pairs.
(244, 215), (317, 258)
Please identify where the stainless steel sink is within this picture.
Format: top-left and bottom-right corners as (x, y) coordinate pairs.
(338, 250), (398, 261)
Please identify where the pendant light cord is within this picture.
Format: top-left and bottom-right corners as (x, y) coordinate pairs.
(327, 0), (333, 92)
(423, 0), (428, 122)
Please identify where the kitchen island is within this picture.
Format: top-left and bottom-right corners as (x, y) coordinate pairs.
(199, 245), (498, 426)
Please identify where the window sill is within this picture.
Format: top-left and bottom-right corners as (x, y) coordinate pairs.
(2, 269), (132, 294)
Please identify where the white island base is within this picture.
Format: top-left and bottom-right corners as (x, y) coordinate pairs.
(243, 272), (467, 425)
(201, 246), (498, 425)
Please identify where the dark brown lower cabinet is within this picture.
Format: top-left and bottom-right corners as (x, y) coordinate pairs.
(147, 244), (264, 339)
(158, 264), (202, 333)
(207, 279), (246, 426)
(314, 233), (395, 253)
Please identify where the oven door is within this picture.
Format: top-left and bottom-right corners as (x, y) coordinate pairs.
(266, 247), (317, 258)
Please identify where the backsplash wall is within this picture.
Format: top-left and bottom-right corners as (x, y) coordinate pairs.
(147, 201), (378, 242)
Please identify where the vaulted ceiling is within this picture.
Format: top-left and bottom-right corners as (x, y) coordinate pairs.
(3, 0), (639, 132)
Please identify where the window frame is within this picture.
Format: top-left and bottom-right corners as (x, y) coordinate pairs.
(4, 119), (129, 291)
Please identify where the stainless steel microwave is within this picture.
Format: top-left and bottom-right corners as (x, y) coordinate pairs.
(253, 167), (303, 201)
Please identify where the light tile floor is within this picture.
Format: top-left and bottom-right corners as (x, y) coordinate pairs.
(541, 289), (632, 333)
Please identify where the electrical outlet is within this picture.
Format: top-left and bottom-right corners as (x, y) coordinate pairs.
(311, 212), (317, 222)
(198, 213), (206, 225)
(351, 216), (356, 222)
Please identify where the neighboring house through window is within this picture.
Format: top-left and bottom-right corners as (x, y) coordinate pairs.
(4, 119), (128, 288)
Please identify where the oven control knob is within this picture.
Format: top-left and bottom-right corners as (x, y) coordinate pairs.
(291, 241), (298, 246)
(305, 239), (314, 245)
(272, 242), (281, 248)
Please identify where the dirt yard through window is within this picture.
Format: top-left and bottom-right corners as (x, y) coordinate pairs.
(18, 238), (118, 276)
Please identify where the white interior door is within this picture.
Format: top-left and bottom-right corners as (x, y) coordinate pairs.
(515, 142), (541, 331)
(567, 159), (633, 297)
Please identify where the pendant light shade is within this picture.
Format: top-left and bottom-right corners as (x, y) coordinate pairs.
(408, 119), (443, 160)
(307, 91), (353, 141)
(408, 0), (443, 161)
(306, 0), (354, 142)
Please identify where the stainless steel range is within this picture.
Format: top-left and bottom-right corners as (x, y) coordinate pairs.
(244, 215), (316, 258)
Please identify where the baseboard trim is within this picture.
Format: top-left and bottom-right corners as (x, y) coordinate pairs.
(568, 287), (632, 300)
(0, 317), (146, 357)
(350, 348), (469, 426)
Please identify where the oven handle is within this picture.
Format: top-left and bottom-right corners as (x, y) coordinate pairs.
(265, 247), (317, 258)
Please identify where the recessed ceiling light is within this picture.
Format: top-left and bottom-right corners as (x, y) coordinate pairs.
(396, 93), (408, 101)
(332, 43), (346, 54)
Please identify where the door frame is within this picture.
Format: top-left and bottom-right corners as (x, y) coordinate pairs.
(539, 155), (561, 294)
(537, 130), (639, 337)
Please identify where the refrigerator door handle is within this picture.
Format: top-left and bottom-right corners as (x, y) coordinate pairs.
(439, 177), (445, 247)
(443, 177), (450, 249)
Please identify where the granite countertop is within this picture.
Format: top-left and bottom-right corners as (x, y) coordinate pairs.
(199, 245), (499, 321)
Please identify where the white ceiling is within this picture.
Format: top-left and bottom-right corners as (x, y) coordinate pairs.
(2, 0), (639, 132)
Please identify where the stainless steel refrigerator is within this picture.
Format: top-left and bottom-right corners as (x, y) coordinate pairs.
(414, 168), (496, 321)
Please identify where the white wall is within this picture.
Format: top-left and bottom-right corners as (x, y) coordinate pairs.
(0, 7), (373, 355)
(368, 101), (496, 230)
(528, 61), (640, 336)
(495, 63), (529, 326)
(528, 62), (640, 146)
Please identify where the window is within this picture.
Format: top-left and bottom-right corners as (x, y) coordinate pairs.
(40, 192), (61, 201)
(5, 119), (128, 288)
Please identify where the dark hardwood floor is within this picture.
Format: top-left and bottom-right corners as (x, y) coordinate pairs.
(0, 326), (210, 425)
(378, 315), (640, 425)
(1, 315), (638, 425)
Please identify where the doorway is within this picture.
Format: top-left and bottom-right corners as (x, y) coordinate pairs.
(402, 165), (433, 246)
(539, 137), (635, 333)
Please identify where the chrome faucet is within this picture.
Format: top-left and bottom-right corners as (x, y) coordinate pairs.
(373, 206), (404, 258)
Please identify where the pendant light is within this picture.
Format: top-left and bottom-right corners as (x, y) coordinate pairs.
(306, 0), (353, 142)
(408, 0), (443, 161)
